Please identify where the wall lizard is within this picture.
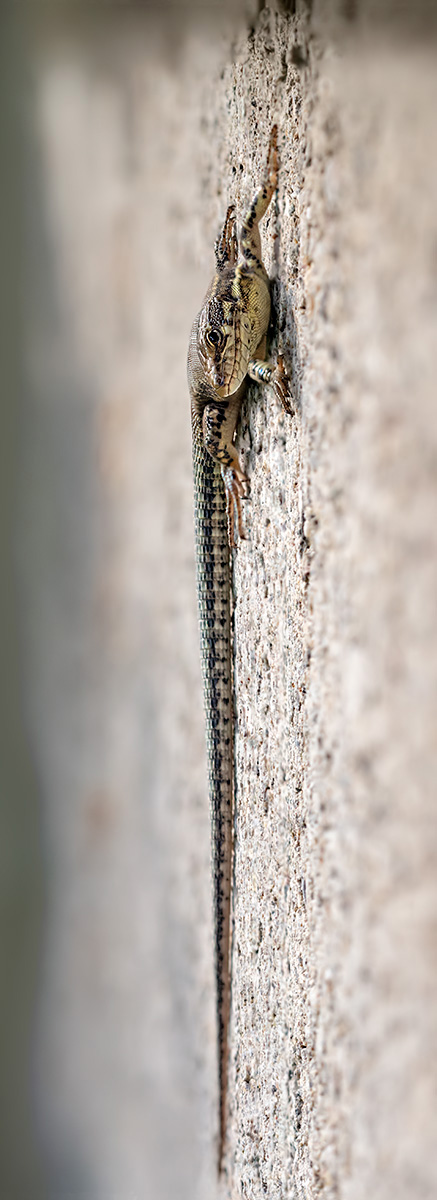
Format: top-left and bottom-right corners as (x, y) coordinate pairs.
(187, 125), (292, 1173)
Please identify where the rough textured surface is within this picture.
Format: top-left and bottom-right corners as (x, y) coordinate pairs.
(194, 12), (437, 1197)
(16, 4), (437, 1199)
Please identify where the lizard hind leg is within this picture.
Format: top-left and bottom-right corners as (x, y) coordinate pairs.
(221, 464), (249, 548)
(203, 402), (249, 546)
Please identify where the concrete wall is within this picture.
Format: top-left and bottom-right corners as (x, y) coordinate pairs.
(2, 3), (436, 1198)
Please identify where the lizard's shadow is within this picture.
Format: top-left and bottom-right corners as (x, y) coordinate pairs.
(270, 166), (303, 420)
(270, 275), (302, 419)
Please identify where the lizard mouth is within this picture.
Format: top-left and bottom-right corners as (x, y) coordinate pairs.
(211, 366), (225, 388)
(208, 343), (239, 394)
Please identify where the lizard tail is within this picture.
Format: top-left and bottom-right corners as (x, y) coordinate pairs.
(192, 409), (234, 1175)
(215, 831), (231, 1176)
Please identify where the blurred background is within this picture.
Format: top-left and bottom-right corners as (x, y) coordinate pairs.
(0, 3), (245, 1197)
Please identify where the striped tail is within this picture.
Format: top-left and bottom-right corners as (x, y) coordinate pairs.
(192, 409), (234, 1173)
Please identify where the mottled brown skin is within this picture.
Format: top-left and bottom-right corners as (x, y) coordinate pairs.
(187, 126), (291, 1174)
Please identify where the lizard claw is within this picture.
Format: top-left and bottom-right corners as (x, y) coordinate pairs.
(221, 465), (249, 548)
(272, 353), (293, 415)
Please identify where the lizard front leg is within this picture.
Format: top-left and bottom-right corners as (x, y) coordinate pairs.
(203, 396), (248, 548)
(215, 204), (237, 271)
(248, 352), (293, 414)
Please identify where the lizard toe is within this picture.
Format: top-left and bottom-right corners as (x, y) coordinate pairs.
(222, 465), (249, 546)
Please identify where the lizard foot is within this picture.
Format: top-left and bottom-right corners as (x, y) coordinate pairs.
(272, 353), (293, 415)
(221, 465), (249, 548)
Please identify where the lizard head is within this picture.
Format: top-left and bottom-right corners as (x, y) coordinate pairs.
(198, 294), (249, 396)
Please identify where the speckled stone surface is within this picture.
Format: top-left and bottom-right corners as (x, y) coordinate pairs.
(191, 9), (437, 1198)
(22, 5), (437, 1199)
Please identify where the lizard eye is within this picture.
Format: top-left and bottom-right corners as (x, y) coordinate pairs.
(206, 328), (224, 351)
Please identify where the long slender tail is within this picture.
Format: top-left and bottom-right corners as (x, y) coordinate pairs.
(192, 410), (234, 1173)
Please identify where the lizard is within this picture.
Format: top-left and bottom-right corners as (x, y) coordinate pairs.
(187, 124), (292, 1174)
